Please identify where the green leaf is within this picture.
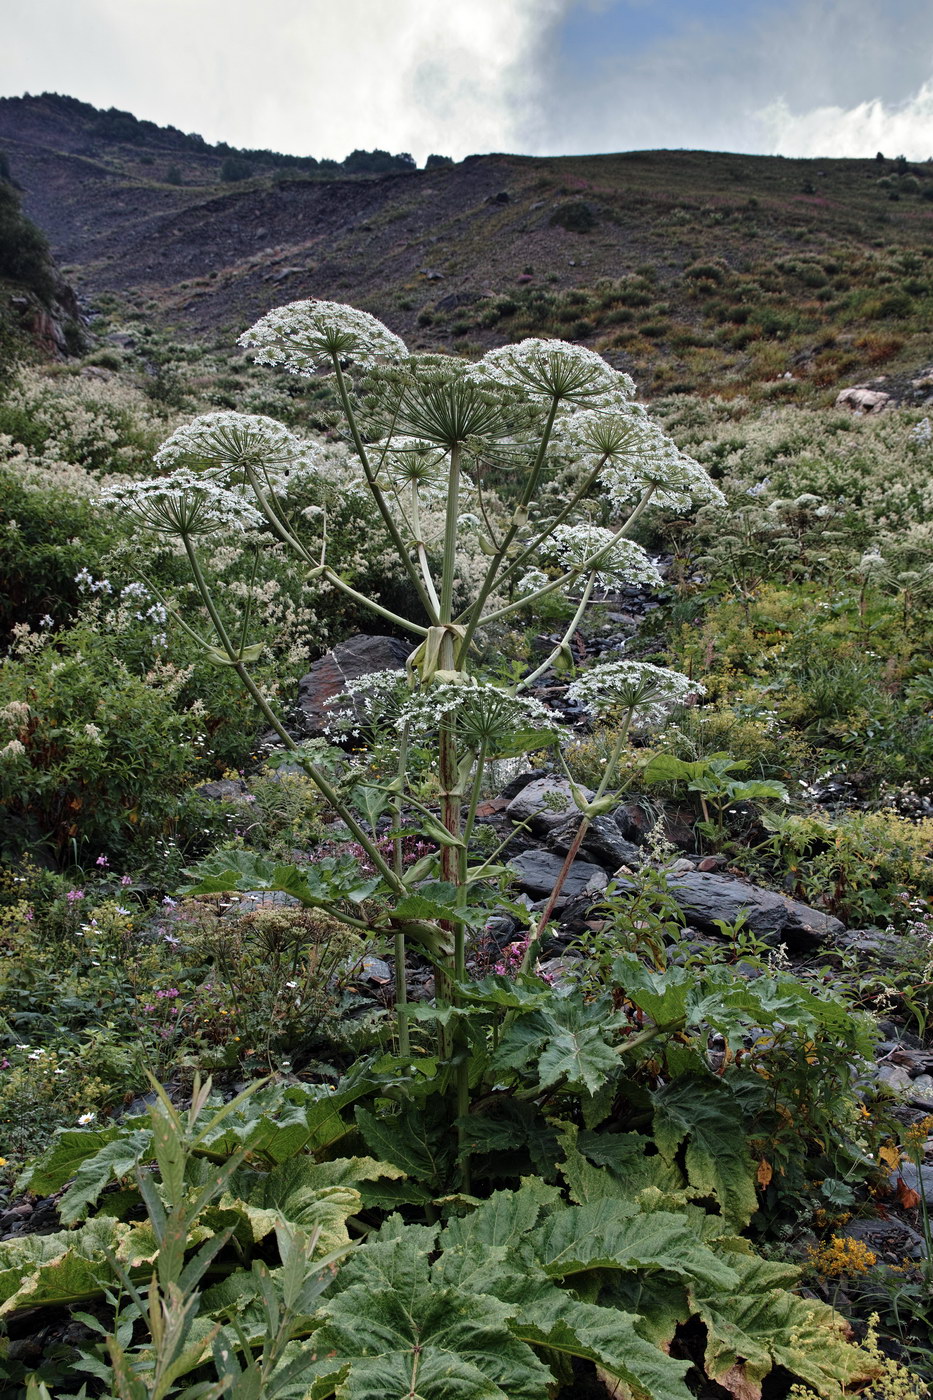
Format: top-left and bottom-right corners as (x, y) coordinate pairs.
(652, 1076), (758, 1230)
(0, 1219), (158, 1315)
(58, 1129), (153, 1225)
(692, 1248), (875, 1398)
(18, 1121), (146, 1199)
(509, 1287), (692, 1400)
(309, 1225), (552, 1400)
(537, 1025), (621, 1096)
(392, 882), (489, 928)
(355, 1103), (454, 1188)
(530, 1199), (737, 1291)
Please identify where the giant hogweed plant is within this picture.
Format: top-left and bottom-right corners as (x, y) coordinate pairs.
(101, 302), (720, 1138)
(71, 302), (883, 1393)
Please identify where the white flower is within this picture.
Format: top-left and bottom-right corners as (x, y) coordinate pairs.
(514, 569), (550, 598)
(550, 524), (664, 590)
(155, 411), (317, 485)
(77, 1111), (96, 1126)
(566, 659), (703, 726)
(239, 300), (409, 376)
(1, 739), (26, 758)
(102, 471), (265, 536)
(474, 339), (634, 406)
(83, 723), (102, 743)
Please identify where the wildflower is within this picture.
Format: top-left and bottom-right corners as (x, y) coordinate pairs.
(66, 889), (85, 903)
(96, 854), (109, 867)
(0, 739), (26, 759)
(807, 1235), (877, 1277)
(120, 875), (132, 887)
(84, 723), (102, 742)
(239, 300), (409, 376)
(566, 660), (703, 727)
(155, 411), (317, 485)
(77, 1112), (95, 1126)
(549, 524), (663, 590)
(102, 471), (264, 537)
(474, 339), (634, 406)
(0, 1158), (7, 1167)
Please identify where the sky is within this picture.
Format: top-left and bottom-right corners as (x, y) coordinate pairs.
(3, 0), (933, 165)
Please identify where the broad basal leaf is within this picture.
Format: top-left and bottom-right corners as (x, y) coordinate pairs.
(58, 1129), (153, 1224)
(0, 1219), (158, 1315)
(691, 1248), (878, 1399)
(652, 1075), (758, 1230)
(308, 1226), (552, 1400)
(530, 1199), (737, 1292)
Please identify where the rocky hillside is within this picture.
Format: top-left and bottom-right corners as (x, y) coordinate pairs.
(0, 154), (84, 375)
(3, 92), (933, 397)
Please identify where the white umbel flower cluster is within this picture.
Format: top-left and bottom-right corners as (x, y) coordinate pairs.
(239, 300), (410, 376)
(154, 412), (316, 484)
(566, 659), (703, 726)
(473, 338), (634, 406)
(550, 524), (664, 591)
(325, 669), (562, 752)
(102, 471), (265, 537)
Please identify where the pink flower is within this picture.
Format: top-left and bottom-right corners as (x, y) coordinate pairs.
(66, 889), (85, 903)
(120, 875), (133, 887)
(96, 855), (109, 868)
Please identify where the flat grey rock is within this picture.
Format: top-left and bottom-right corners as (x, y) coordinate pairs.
(195, 778), (250, 801)
(507, 776), (590, 833)
(664, 871), (844, 950)
(908, 1074), (933, 1109)
(546, 814), (642, 871)
(508, 850), (608, 900)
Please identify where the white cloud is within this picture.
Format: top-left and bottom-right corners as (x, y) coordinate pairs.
(759, 81), (933, 161)
(1, 0), (571, 163)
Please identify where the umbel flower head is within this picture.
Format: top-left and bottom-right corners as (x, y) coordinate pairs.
(102, 471), (264, 537)
(239, 300), (410, 376)
(155, 411), (315, 485)
(474, 338), (635, 407)
(549, 524), (664, 591)
(566, 659), (703, 727)
(325, 669), (562, 756)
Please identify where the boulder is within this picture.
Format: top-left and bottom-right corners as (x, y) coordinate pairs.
(195, 777), (250, 802)
(546, 814), (642, 871)
(835, 386), (891, 414)
(508, 850), (608, 900)
(665, 871), (844, 950)
(296, 634), (411, 736)
(506, 776), (590, 834)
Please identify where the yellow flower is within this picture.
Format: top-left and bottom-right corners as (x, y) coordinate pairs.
(807, 1235), (877, 1278)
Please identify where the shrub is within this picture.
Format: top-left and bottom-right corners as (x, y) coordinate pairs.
(550, 200), (597, 233)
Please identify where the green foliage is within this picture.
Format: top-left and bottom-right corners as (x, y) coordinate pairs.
(0, 178), (56, 302)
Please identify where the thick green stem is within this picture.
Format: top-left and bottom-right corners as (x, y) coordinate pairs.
(456, 397), (560, 660)
(393, 721), (411, 1058)
(517, 571), (597, 692)
(332, 356), (439, 623)
(522, 707), (636, 972)
(319, 566), (428, 636)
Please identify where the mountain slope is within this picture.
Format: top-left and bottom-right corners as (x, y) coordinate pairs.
(2, 92), (933, 399)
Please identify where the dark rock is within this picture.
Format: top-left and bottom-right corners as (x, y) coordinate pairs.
(546, 814), (642, 871)
(892, 1162), (933, 1204)
(612, 795), (659, 845)
(664, 872), (844, 950)
(841, 1216), (927, 1261)
(296, 634), (411, 736)
(195, 777), (249, 801)
(498, 770), (543, 802)
(509, 850), (607, 900)
(506, 776), (591, 833)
